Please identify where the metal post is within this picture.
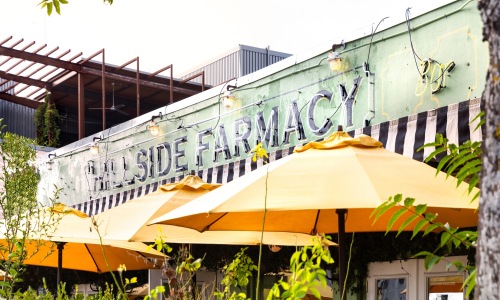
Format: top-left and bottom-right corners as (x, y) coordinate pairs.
(336, 209), (347, 300)
(56, 242), (66, 290)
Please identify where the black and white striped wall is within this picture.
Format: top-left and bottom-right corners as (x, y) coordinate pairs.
(74, 98), (482, 216)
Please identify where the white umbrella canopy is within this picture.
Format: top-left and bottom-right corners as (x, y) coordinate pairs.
(53, 175), (334, 247)
(150, 131), (478, 234)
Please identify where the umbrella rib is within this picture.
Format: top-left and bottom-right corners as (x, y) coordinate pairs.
(202, 213), (228, 232)
(85, 244), (102, 273)
(135, 251), (160, 268)
(311, 210), (320, 235)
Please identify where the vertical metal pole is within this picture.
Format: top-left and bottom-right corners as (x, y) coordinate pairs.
(56, 242), (66, 290)
(136, 57), (140, 116)
(77, 73), (85, 139)
(170, 65), (173, 104)
(101, 49), (106, 131)
(201, 71), (205, 92)
(336, 209), (347, 300)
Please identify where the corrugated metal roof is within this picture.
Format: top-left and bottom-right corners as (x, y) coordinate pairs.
(180, 45), (291, 86)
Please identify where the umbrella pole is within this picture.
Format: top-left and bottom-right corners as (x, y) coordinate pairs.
(336, 209), (347, 300)
(56, 242), (66, 291)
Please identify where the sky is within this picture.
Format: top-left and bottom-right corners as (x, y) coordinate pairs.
(2, 0), (454, 77)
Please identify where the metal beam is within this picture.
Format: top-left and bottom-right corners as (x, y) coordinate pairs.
(82, 67), (197, 95)
(0, 92), (41, 109)
(0, 45), (82, 72)
(0, 70), (52, 90)
(78, 73), (85, 139)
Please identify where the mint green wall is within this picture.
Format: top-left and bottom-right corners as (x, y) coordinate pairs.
(38, 0), (487, 207)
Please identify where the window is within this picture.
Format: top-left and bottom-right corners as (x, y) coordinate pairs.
(376, 278), (407, 300)
(427, 275), (464, 300)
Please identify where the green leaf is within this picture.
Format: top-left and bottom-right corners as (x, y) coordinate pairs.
(424, 212), (437, 222)
(463, 268), (476, 298)
(424, 254), (442, 270)
(413, 250), (434, 258)
(397, 213), (420, 236)
(310, 288), (321, 299)
(440, 231), (452, 247)
(371, 200), (397, 221)
(47, 2), (53, 15)
(403, 197), (415, 208)
(436, 154), (453, 173)
(295, 290), (307, 299)
(59, 0), (69, 3)
(423, 224), (439, 236)
(280, 281), (290, 290)
(412, 219), (429, 239)
(424, 148), (447, 165)
(53, 0), (61, 14)
(414, 204), (427, 215)
(386, 208), (408, 232)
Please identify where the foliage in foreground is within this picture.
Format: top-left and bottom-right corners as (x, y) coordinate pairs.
(372, 132), (480, 298)
(267, 235), (333, 300)
(39, 0), (113, 16)
(0, 120), (61, 296)
(214, 247), (258, 300)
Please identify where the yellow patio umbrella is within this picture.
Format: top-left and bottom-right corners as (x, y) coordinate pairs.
(149, 129), (478, 299)
(54, 175), (334, 247)
(0, 209), (166, 287)
(0, 237), (166, 273)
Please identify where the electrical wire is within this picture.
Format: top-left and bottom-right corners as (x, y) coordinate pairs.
(366, 17), (389, 64)
(211, 79), (236, 137)
(406, 8), (424, 77)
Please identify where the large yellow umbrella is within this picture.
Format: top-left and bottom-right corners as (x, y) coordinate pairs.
(0, 237), (165, 273)
(149, 130), (478, 298)
(55, 175), (334, 247)
(0, 211), (166, 286)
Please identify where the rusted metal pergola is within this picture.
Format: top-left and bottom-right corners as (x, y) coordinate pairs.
(0, 36), (207, 145)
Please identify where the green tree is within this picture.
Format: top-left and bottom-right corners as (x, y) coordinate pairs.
(34, 93), (60, 148)
(0, 119), (60, 297)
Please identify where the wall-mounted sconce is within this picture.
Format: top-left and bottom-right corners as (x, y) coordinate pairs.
(90, 137), (101, 155)
(221, 85), (237, 108)
(47, 153), (56, 170)
(148, 113), (162, 136)
(328, 42), (346, 72)
(268, 245), (282, 253)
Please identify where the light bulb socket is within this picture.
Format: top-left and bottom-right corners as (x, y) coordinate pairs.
(222, 90), (235, 108)
(328, 51), (343, 71)
(149, 120), (160, 136)
(90, 142), (99, 155)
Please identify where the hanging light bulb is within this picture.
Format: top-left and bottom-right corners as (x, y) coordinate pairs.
(327, 41), (346, 72)
(149, 119), (160, 136)
(90, 142), (99, 155)
(221, 90), (235, 108)
(46, 153), (56, 170)
(328, 51), (343, 71)
(89, 137), (101, 155)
